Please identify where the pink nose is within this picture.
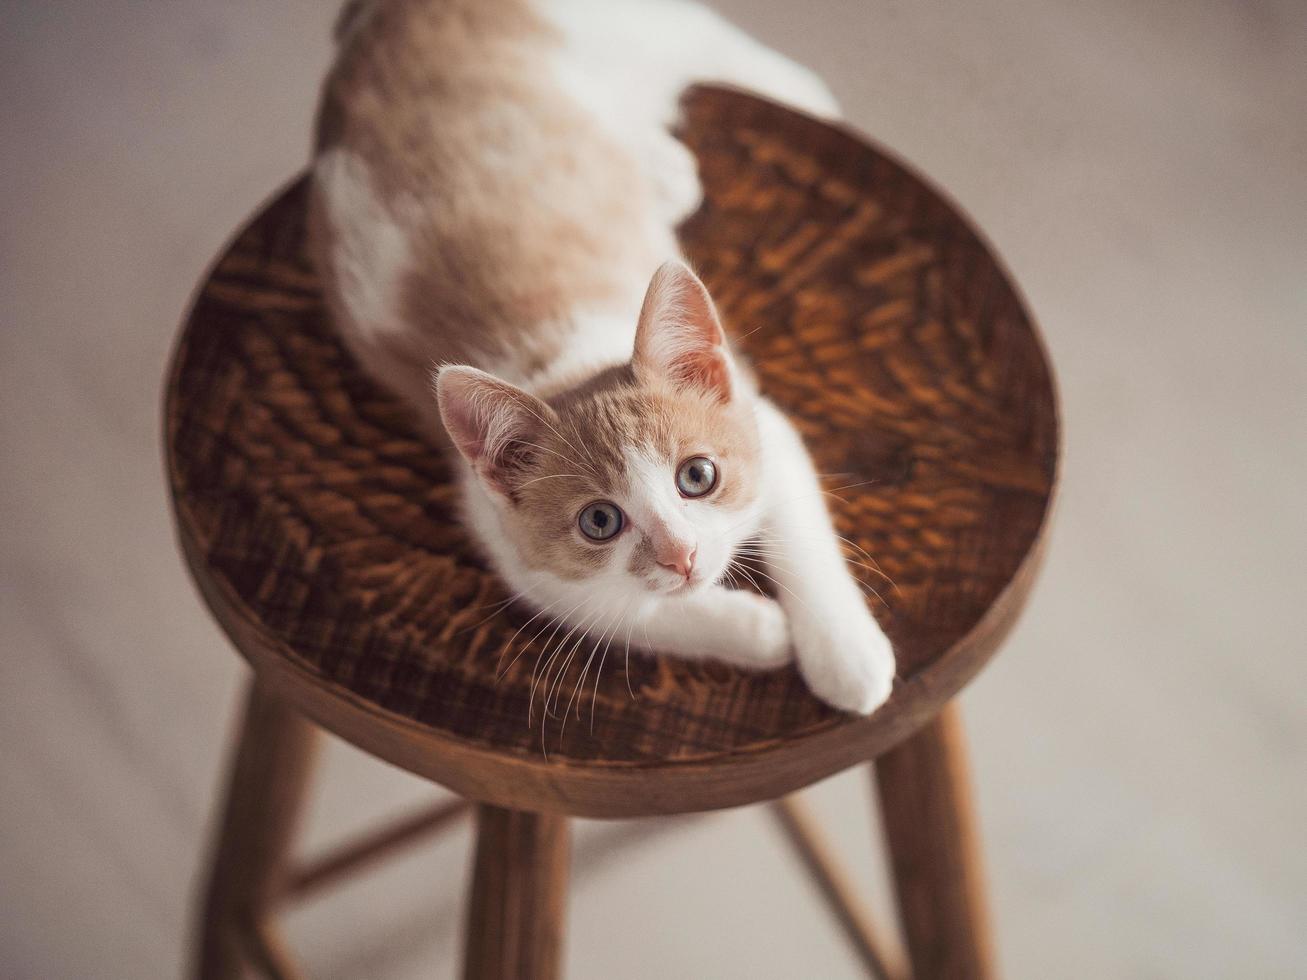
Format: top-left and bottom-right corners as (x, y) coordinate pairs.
(656, 542), (697, 579)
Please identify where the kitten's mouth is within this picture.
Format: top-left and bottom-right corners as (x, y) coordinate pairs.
(664, 570), (714, 596)
(652, 557), (725, 596)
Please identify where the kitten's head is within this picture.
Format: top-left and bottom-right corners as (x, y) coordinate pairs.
(435, 262), (762, 601)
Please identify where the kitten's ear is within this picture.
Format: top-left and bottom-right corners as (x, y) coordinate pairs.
(632, 260), (734, 403)
(434, 365), (556, 497)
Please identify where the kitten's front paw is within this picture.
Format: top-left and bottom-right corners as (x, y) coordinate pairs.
(792, 607), (895, 714)
(717, 591), (793, 671)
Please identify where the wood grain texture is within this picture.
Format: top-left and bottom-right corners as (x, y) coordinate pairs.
(286, 798), (468, 901)
(772, 795), (908, 980)
(165, 86), (1059, 817)
(875, 705), (996, 980)
(463, 806), (570, 980)
(195, 683), (318, 980)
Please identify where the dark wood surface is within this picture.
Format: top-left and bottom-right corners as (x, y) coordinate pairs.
(166, 86), (1058, 817)
(463, 806), (571, 980)
(876, 706), (996, 980)
(196, 685), (318, 980)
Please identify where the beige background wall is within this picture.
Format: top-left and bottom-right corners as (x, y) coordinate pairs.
(2, 1), (1304, 977)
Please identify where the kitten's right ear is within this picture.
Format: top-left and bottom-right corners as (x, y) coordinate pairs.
(632, 260), (734, 403)
(434, 366), (556, 497)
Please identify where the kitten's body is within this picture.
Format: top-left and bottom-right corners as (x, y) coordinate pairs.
(312, 0), (895, 713)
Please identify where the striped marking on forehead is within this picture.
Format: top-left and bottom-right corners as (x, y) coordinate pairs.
(554, 389), (679, 490)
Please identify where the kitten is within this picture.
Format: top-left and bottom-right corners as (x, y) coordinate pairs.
(310, 0), (895, 713)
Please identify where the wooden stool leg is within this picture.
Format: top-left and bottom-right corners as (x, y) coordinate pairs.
(874, 705), (995, 980)
(463, 805), (570, 980)
(195, 681), (318, 980)
(772, 795), (908, 980)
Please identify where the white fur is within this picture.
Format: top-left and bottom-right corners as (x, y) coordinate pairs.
(539, 0), (841, 127)
(459, 443), (788, 672)
(314, 148), (411, 344)
(331, 0), (894, 714)
(529, 2), (891, 711)
(507, 309), (642, 392)
(622, 448), (760, 591)
(753, 399), (896, 713)
(539, 0), (840, 239)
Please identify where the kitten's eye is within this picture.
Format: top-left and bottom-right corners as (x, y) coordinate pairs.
(676, 456), (718, 498)
(578, 501), (624, 541)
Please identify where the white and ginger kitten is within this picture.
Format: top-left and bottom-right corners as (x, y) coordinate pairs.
(310, 0), (896, 713)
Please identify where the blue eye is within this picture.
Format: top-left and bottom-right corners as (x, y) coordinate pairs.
(578, 501), (624, 541)
(676, 456), (718, 498)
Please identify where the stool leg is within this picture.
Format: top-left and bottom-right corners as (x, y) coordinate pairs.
(195, 681), (318, 980)
(874, 704), (996, 980)
(463, 805), (570, 980)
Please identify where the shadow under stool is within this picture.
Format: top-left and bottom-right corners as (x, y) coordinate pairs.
(166, 87), (1059, 980)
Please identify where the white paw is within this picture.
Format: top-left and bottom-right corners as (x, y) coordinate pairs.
(716, 591), (794, 670)
(792, 606), (895, 714)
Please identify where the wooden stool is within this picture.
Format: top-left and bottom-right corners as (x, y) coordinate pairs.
(167, 87), (1058, 980)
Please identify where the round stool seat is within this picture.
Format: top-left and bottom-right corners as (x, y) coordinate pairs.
(166, 87), (1057, 819)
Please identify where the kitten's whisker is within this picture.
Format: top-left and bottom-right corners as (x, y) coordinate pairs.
(589, 630), (613, 733)
(707, 511), (768, 543)
(590, 597), (634, 731)
(817, 479), (881, 495)
(501, 611), (563, 684)
(563, 613), (621, 745)
(546, 625), (591, 721)
(539, 629), (580, 726)
(539, 607), (593, 715)
(475, 579), (541, 630)
(528, 596), (592, 726)
(510, 404), (600, 478)
(831, 537), (899, 592)
(622, 605), (639, 701)
(523, 595), (585, 666)
(566, 422), (604, 476)
(836, 561), (893, 602)
(528, 618), (569, 727)
(564, 610), (622, 733)
(731, 553), (819, 619)
(512, 439), (591, 475)
(851, 579), (889, 607)
(543, 646), (571, 722)
(708, 479), (886, 548)
(515, 472), (587, 490)
(728, 320), (770, 344)
(640, 618), (655, 666)
(738, 526), (898, 592)
(463, 585), (531, 619)
(462, 592), (527, 642)
(507, 590), (575, 653)
(519, 602), (576, 679)
(727, 558), (767, 595)
(497, 592), (568, 679)
(543, 604), (603, 721)
(733, 542), (887, 607)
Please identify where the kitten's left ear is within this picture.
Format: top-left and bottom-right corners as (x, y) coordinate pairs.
(632, 261), (735, 403)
